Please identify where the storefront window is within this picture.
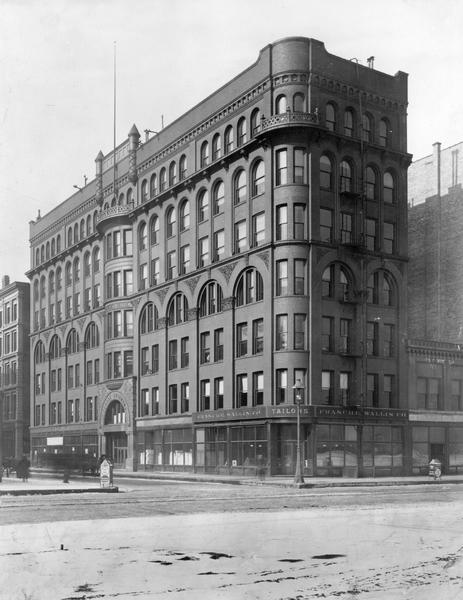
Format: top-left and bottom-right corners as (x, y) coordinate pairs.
(316, 424), (358, 472)
(363, 425), (403, 469)
(231, 425), (267, 469)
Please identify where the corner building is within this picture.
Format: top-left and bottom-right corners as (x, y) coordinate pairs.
(28, 37), (410, 477)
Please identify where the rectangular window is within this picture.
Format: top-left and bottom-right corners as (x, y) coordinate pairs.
(169, 384), (178, 414)
(113, 271), (122, 297)
(167, 251), (176, 280)
(94, 360), (100, 384)
(141, 346), (149, 375)
(367, 321), (378, 356)
(276, 369), (287, 404)
(180, 338), (189, 368)
(180, 245), (190, 274)
(140, 388), (150, 416)
(168, 339), (178, 370)
(84, 288), (91, 312)
(200, 331), (210, 364)
(276, 149), (288, 185)
(67, 365), (74, 389)
(213, 230), (225, 261)
(237, 374), (248, 407)
(253, 372), (264, 406)
(320, 208), (333, 243)
(236, 323), (248, 357)
(124, 270), (133, 295)
(322, 316), (334, 352)
(113, 231), (121, 257)
(252, 213), (265, 247)
(152, 387), (159, 415)
(294, 204), (305, 240)
(384, 374), (394, 408)
(150, 258), (160, 286)
(384, 222), (395, 254)
(321, 370), (333, 404)
(198, 237), (209, 267)
(75, 364), (80, 387)
(214, 328), (224, 362)
(276, 205), (288, 240)
(139, 264), (148, 290)
(365, 218), (377, 251)
(367, 373), (378, 407)
(276, 314), (288, 350)
(93, 284), (101, 308)
(200, 380), (211, 411)
(294, 369), (306, 402)
(214, 377), (224, 409)
(234, 220), (247, 253)
(276, 260), (288, 296)
(294, 259), (305, 295)
(181, 382), (190, 413)
(340, 318), (351, 353)
(341, 212), (353, 244)
(294, 314), (306, 350)
(294, 148), (305, 183)
(252, 318), (264, 354)
(383, 324), (394, 357)
(152, 344), (159, 373)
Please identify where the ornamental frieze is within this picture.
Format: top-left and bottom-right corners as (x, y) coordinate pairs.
(185, 275), (201, 296)
(219, 262), (237, 283)
(155, 286), (171, 306)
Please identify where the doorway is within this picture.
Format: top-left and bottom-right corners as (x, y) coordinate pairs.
(430, 443), (445, 472)
(106, 432), (128, 468)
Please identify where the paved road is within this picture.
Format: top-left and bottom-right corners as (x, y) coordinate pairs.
(0, 477), (460, 525)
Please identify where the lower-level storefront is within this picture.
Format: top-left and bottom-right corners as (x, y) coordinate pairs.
(30, 430), (99, 472)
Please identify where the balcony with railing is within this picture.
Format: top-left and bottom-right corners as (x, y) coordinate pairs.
(96, 202), (134, 229)
(260, 109), (319, 134)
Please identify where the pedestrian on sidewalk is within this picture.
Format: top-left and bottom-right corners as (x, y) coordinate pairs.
(18, 456), (30, 482)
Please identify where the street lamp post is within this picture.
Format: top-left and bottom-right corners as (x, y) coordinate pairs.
(292, 379), (305, 485)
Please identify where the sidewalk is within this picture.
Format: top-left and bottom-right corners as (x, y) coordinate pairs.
(0, 474), (117, 496)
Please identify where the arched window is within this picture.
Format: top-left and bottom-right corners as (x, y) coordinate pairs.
(237, 117), (247, 146)
(383, 171), (395, 204)
(67, 228), (73, 247)
(339, 266), (351, 301)
(166, 206), (176, 238)
(74, 223), (79, 243)
(40, 275), (46, 298)
(293, 93), (305, 112)
(367, 271), (395, 306)
(150, 173), (158, 197)
(139, 222), (148, 251)
(105, 400), (126, 425)
(233, 169), (247, 205)
(167, 293), (189, 326)
(83, 251), (91, 277)
(179, 199), (190, 231)
(111, 197), (116, 207)
(40, 245), (45, 263)
(322, 266), (334, 297)
(197, 190), (209, 223)
(50, 335), (61, 360)
(65, 262), (72, 286)
(251, 108), (261, 136)
(198, 281), (223, 317)
(212, 180), (225, 215)
(49, 270), (55, 293)
(169, 161), (177, 187)
(92, 247), (100, 272)
(200, 141), (209, 168)
(140, 302), (159, 334)
(276, 95), (287, 114)
(127, 188), (133, 204)
(51, 238), (56, 256)
(179, 155), (187, 180)
(141, 179), (148, 203)
(325, 103), (336, 131)
(66, 329), (79, 354)
(344, 109), (354, 137)
(362, 113), (372, 143)
(73, 257), (80, 282)
(80, 219), (85, 239)
(150, 215), (159, 245)
(159, 168), (167, 192)
(46, 242), (50, 260)
(86, 215), (92, 236)
(340, 160), (352, 193)
(118, 193), (124, 206)
(212, 133), (222, 161)
(235, 268), (264, 306)
(35, 340), (46, 364)
(320, 155), (333, 190)
(379, 118), (390, 147)
(322, 264), (352, 301)
(252, 160), (265, 196)
(35, 249), (40, 266)
(56, 234), (61, 253)
(366, 166), (377, 200)
(85, 322), (100, 348)
(224, 126), (234, 154)
(33, 279), (39, 302)
(93, 211), (98, 231)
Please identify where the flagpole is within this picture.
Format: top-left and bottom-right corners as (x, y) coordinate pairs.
(113, 41), (117, 201)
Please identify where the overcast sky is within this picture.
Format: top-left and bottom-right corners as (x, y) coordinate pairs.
(1, 0), (463, 283)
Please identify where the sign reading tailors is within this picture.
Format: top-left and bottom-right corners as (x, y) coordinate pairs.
(100, 459), (113, 488)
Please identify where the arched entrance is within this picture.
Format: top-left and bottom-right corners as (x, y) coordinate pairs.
(104, 400), (128, 468)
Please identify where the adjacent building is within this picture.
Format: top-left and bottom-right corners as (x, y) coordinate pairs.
(0, 276), (30, 463)
(27, 37), (411, 477)
(408, 141), (463, 474)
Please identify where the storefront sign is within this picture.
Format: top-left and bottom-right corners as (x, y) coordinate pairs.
(192, 405), (409, 423)
(46, 437), (64, 446)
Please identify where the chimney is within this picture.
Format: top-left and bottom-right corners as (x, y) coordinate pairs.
(433, 141), (442, 197)
(2, 275), (10, 288)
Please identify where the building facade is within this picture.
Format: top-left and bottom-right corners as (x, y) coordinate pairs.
(407, 142), (463, 474)
(28, 37), (411, 477)
(0, 276), (30, 463)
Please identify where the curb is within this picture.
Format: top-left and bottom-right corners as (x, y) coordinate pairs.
(0, 487), (118, 497)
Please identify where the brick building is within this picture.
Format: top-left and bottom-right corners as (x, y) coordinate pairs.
(408, 141), (463, 474)
(0, 276), (30, 463)
(28, 37), (411, 477)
